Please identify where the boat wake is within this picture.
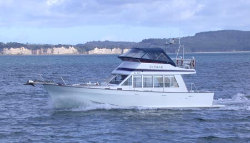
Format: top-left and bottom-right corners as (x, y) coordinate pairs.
(48, 93), (250, 111)
(213, 93), (250, 111)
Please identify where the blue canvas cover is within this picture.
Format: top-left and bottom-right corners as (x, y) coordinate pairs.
(119, 48), (176, 66)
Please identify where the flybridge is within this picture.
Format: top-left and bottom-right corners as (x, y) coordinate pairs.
(118, 48), (176, 66)
(118, 47), (196, 70)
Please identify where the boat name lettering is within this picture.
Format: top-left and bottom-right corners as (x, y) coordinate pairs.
(149, 65), (163, 69)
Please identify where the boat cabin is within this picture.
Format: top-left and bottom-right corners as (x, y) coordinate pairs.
(108, 74), (185, 92)
(107, 48), (196, 92)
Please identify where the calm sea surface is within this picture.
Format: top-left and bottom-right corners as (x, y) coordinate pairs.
(0, 53), (250, 142)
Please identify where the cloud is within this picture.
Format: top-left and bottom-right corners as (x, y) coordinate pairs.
(0, 0), (250, 43)
(46, 0), (64, 6)
(0, 0), (208, 27)
(0, 0), (13, 5)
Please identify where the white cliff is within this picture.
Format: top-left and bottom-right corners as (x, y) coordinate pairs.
(88, 48), (129, 54)
(2, 47), (32, 55)
(1, 47), (129, 55)
(49, 46), (78, 55)
(2, 46), (78, 55)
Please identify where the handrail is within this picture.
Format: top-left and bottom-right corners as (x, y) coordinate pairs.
(190, 83), (198, 92)
(174, 58), (196, 69)
(61, 77), (66, 85)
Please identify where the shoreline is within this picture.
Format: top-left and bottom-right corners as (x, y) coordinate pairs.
(189, 51), (250, 54)
(0, 50), (250, 56)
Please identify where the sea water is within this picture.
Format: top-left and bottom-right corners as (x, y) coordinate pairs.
(0, 53), (249, 142)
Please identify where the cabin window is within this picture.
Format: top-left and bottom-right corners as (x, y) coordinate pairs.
(154, 76), (163, 87)
(109, 75), (128, 85)
(172, 77), (179, 87)
(133, 75), (142, 88)
(164, 76), (179, 87)
(157, 53), (168, 61)
(143, 76), (153, 88)
(164, 76), (171, 87)
(122, 76), (132, 86)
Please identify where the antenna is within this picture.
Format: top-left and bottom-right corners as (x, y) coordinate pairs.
(175, 37), (185, 60)
(165, 38), (174, 53)
(183, 44), (185, 59)
(176, 37), (181, 59)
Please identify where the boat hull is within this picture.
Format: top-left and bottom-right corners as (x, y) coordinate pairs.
(44, 84), (214, 108)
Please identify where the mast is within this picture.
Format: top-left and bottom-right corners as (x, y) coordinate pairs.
(166, 37), (185, 60)
(175, 37), (185, 60)
(176, 37), (181, 59)
(183, 45), (184, 59)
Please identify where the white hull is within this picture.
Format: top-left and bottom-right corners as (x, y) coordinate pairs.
(44, 84), (214, 108)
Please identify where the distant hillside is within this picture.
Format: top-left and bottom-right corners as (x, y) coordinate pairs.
(137, 30), (250, 52)
(0, 30), (250, 55)
(178, 30), (250, 52)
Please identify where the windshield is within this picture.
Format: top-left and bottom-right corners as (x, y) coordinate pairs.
(109, 75), (128, 85)
(118, 48), (176, 66)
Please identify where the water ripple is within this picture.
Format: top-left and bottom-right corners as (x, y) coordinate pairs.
(0, 53), (250, 142)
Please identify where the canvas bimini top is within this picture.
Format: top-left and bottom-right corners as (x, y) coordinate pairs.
(118, 48), (176, 66)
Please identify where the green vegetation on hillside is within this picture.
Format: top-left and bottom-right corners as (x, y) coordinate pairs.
(1, 30), (250, 53)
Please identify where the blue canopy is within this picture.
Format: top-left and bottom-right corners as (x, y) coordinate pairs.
(119, 48), (176, 66)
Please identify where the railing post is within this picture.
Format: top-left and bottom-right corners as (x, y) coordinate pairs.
(61, 77), (66, 85)
(191, 83), (193, 91)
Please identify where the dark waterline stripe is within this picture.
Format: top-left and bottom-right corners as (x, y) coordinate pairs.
(116, 68), (195, 72)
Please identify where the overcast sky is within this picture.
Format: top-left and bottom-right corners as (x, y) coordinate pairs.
(0, 0), (250, 44)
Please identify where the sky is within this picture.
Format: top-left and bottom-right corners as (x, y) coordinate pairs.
(0, 0), (250, 44)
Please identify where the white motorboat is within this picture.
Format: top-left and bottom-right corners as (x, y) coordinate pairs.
(26, 45), (216, 108)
